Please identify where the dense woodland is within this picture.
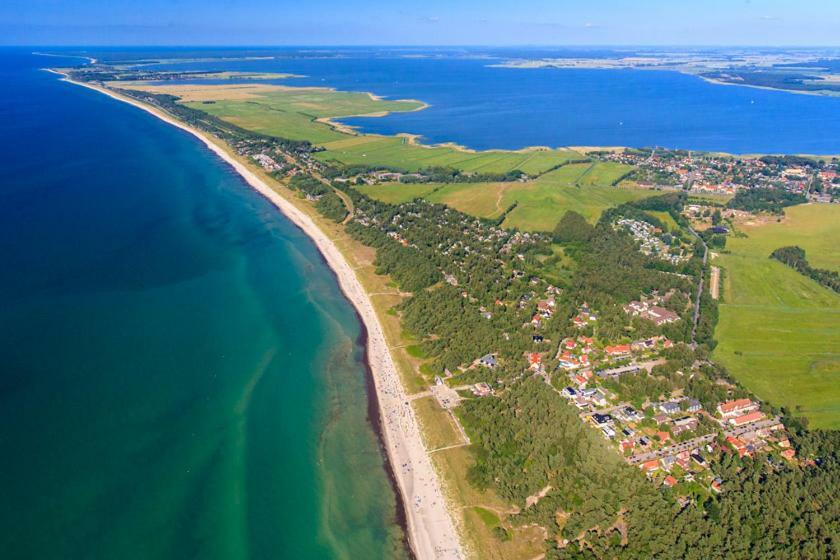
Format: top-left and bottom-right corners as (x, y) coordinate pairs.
(771, 245), (840, 293)
(727, 187), (807, 214)
(329, 185), (839, 558)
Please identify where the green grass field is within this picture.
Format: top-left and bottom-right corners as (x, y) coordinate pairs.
(183, 88), (423, 144)
(358, 162), (653, 231)
(356, 182), (443, 204)
(315, 135), (583, 175)
(713, 204), (840, 429)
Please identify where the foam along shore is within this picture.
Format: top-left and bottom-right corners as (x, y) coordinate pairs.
(53, 71), (464, 560)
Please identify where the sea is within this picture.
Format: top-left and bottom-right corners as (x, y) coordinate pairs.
(0, 48), (408, 560)
(3, 44), (839, 560)
(101, 46), (840, 155)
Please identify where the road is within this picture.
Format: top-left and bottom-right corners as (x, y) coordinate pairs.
(685, 223), (708, 346)
(628, 417), (782, 465)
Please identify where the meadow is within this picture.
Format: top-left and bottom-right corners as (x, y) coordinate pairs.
(713, 204), (840, 429)
(316, 135), (582, 175)
(360, 162), (651, 231)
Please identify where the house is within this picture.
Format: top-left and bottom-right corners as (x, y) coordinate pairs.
(471, 383), (493, 397)
(730, 410), (764, 427)
(672, 417), (698, 435)
(691, 453), (706, 466)
(572, 373), (588, 388)
(531, 314), (542, 328)
(663, 475), (678, 488)
(620, 406), (642, 422)
(573, 396), (590, 409)
(478, 354), (498, 368)
(654, 414), (670, 426)
(686, 399), (702, 413)
(604, 344), (632, 358)
(717, 398), (758, 418)
(620, 439), (635, 453)
(537, 299), (555, 317)
(560, 386), (577, 398)
(596, 365), (641, 379)
(726, 435), (749, 457)
(558, 351), (582, 370)
(590, 390), (608, 407)
(592, 413), (613, 425)
(711, 479), (723, 493)
(780, 449), (796, 461)
(602, 426), (616, 439)
(532, 335), (544, 343)
(528, 353), (543, 371)
(623, 300), (680, 325)
(641, 459), (660, 474)
(658, 401), (681, 415)
(655, 431), (671, 444)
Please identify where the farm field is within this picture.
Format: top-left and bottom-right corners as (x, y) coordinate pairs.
(713, 204), (840, 429)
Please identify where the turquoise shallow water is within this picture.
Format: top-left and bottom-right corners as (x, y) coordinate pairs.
(0, 49), (407, 559)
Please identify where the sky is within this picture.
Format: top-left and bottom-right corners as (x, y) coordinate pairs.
(2, 0), (840, 47)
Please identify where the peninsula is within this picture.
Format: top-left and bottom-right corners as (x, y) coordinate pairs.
(51, 55), (840, 559)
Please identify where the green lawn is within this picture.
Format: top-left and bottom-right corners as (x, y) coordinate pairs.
(713, 204), (840, 429)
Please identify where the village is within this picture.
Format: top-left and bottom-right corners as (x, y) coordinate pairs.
(599, 148), (839, 202)
(232, 123), (800, 501)
(439, 294), (795, 499)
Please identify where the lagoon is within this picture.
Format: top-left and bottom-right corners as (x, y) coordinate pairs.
(135, 48), (840, 154)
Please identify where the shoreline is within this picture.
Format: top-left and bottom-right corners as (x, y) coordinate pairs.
(54, 71), (464, 560)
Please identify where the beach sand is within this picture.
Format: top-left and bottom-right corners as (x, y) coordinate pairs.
(55, 72), (464, 560)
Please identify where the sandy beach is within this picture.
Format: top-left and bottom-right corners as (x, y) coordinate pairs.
(56, 72), (464, 560)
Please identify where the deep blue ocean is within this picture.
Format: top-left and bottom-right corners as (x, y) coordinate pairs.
(117, 47), (840, 154)
(0, 48), (406, 559)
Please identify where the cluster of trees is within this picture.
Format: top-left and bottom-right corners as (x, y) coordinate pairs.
(771, 245), (840, 293)
(728, 188), (806, 214)
(461, 379), (840, 559)
(293, 171), (838, 559)
(403, 166), (527, 184)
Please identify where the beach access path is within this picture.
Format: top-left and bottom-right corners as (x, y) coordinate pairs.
(56, 72), (464, 560)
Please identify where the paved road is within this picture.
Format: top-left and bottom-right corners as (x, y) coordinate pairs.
(628, 417), (782, 465)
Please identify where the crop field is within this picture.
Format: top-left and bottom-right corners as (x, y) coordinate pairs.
(713, 204), (840, 429)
